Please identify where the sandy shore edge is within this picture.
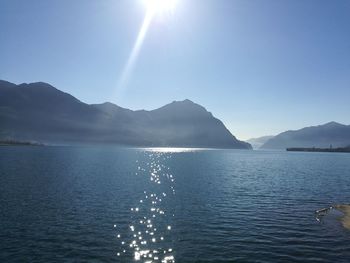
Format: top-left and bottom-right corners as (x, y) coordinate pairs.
(334, 204), (350, 230)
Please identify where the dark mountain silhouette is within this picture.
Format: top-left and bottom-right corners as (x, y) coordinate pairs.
(261, 122), (350, 149)
(0, 80), (251, 149)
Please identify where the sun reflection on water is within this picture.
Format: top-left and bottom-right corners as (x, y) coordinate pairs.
(115, 151), (176, 262)
(142, 147), (210, 153)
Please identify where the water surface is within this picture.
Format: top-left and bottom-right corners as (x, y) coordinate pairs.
(1, 147), (350, 262)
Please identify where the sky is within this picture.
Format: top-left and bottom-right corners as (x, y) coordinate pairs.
(1, 0), (350, 140)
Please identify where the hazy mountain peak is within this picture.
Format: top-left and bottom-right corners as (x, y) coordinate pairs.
(322, 121), (344, 127)
(168, 99), (188, 102)
(172, 99), (195, 104)
(15, 81), (79, 100)
(96, 102), (126, 109)
(156, 99), (209, 115)
(247, 135), (275, 149)
(101, 102), (117, 106)
(168, 99), (201, 107)
(92, 102), (132, 115)
(18, 81), (58, 91)
(261, 121), (350, 149)
(26, 81), (54, 87)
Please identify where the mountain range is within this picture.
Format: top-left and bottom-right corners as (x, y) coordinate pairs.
(0, 80), (252, 149)
(261, 122), (350, 149)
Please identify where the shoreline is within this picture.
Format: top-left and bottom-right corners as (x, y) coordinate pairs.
(287, 147), (350, 153)
(334, 205), (350, 230)
(0, 141), (44, 146)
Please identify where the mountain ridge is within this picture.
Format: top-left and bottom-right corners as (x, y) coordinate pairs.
(261, 122), (350, 149)
(0, 80), (251, 149)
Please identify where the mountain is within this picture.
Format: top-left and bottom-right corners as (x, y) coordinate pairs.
(247, 135), (274, 149)
(0, 80), (251, 149)
(261, 122), (350, 149)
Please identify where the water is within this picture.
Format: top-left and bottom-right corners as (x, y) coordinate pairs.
(1, 146), (350, 262)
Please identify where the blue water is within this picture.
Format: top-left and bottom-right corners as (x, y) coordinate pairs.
(1, 146), (350, 262)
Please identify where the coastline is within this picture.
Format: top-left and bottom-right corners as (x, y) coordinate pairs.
(0, 140), (44, 146)
(287, 147), (350, 153)
(334, 205), (350, 230)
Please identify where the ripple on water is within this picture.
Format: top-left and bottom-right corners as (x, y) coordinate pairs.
(115, 151), (175, 262)
(2, 147), (350, 262)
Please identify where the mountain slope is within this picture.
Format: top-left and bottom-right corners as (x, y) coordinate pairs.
(0, 80), (251, 149)
(247, 136), (274, 149)
(261, 122), (350, 149)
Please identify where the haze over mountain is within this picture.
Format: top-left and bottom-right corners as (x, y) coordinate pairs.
(0, 80), (251, 149)
(247, 136), (274, 149)
(261, 122), (350, 149)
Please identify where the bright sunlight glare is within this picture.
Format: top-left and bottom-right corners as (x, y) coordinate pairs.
(143, 0), (178, 15)
(115, 0), (178, 99)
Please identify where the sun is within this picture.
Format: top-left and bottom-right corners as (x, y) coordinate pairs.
(116, 0), (178, 95)
(143, 0), (178, 15)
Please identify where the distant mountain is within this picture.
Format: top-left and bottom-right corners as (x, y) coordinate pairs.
(247, 135), (274, 149)
(261, 122), (350, 149)
(0, 80), (251, 149)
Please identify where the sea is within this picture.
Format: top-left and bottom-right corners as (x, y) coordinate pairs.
(1, 146), (350, 262)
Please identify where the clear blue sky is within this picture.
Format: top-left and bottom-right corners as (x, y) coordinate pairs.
(1, 0), (349, 140)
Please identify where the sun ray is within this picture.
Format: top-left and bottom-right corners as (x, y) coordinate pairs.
(115, 0), (178, 100)
(116, 11), (154, 97)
